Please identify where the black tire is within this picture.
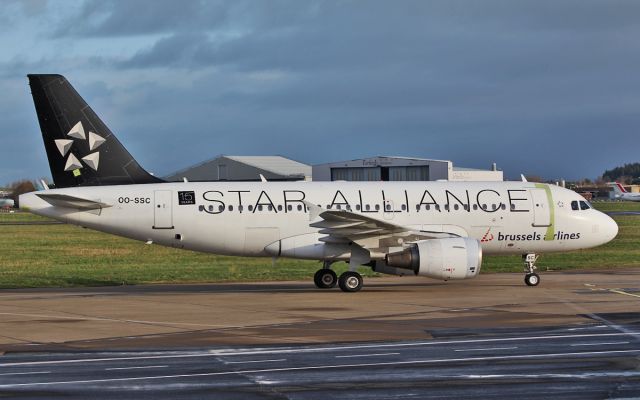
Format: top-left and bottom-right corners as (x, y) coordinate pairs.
(524, 273), (540, 287)
(314, 269), (337, 289)
(338, 271), (363, 292)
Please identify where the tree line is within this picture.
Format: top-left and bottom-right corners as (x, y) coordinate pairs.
(602, 163), (640, 184)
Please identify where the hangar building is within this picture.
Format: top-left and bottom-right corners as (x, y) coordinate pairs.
(312, 156), (503, 182)
(165, 155), (312, 182)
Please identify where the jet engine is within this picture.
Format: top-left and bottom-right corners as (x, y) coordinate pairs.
(385, 238), (482, 280)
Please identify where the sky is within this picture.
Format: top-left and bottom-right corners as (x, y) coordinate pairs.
(1, 0), (639, 185)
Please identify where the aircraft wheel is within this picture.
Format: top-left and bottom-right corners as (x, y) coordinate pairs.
(338, 271), (363, 292)
(314, 269), (337, 289)
(524, 273), (540, 287)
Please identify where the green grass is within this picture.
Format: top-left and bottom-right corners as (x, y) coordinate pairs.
(0, 211), (51, 222)
(590, 201), (640, 212)
(0, 203), (638, 288)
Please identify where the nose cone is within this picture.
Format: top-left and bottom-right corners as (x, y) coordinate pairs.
(599, 212), (619, 245)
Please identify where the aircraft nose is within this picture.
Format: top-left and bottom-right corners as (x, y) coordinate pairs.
(599, 212), (618, 244)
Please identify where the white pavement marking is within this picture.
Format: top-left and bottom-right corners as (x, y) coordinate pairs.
(0, 312), (230, 328)
(608, 288), (640, 299)
(1, 349), (639, 388)
(454, 347), (518, 352)
(1, 332), (638, 367)
(570, 342), (629, 347)
(555, 290), (640, 341)
(0, 371), (50, 376)
(335, 353), (400, 358)
(567, 325), (607, 331)
(105, 365), (168, 371)
(225, 359), (287, 364)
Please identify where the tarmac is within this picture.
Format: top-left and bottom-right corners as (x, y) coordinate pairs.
(0, 270), (639, 398)
(0, 270), (638, 351)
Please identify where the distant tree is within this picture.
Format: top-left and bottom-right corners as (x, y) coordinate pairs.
(9, 180), (36, 208)
(602, 163), (640, 183)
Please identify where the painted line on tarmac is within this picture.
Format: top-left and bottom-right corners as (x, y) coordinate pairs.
(608, 288), (640, 299)
(454, 347), (518, 352)
(106, 365), (168, 371)
(335, 353), (400, 358)
(1, 332), (637, 367)
(562, 288), (640, 341)
(0, 312), (233, 329)
(570, 342), (629, 347)
(0, 371), (50, 376)
(224, 359), (287, 364)
(1, 349), (640, 388)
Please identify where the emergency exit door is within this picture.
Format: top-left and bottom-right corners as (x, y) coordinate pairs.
(153, 190), (174, 229)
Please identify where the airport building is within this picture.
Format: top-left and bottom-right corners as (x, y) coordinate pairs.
(165, 155), (312, 182)
(312, 156), (503, 182)
(166, 155), (503, 182)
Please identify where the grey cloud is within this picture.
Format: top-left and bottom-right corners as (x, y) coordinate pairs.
(54, 0), (229, 37)
(3, 0), (640, 183)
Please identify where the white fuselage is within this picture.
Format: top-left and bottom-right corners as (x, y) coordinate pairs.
(617, 192), (640, 202)
(20, 181), (618, 261)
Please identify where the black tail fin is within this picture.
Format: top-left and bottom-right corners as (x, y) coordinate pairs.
(27, 74), (163, 188)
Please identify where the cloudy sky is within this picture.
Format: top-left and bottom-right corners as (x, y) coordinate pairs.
(1, 0), (639, 185)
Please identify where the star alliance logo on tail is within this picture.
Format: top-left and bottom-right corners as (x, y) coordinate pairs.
(54, 121), (106, 175)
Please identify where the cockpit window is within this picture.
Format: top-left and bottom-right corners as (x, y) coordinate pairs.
(571, 200), (592, 211)
(579, 200), (591, 210)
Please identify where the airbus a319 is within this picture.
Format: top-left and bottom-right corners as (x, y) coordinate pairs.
(20, 75), (618, 292)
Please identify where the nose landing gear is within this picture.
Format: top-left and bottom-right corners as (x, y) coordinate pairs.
(523, 253), (540, 286)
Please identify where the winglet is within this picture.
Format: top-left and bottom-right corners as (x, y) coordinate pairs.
(520, 174), (528, 182)
(259, 174), (268, 182)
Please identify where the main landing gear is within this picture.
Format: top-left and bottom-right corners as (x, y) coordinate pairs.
(313, 261), (364, 292)
(523, 253), (540, 287)
(314, 264), (337, 289)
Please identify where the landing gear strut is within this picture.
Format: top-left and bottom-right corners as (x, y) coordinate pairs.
(523, 253), (540, 287)
(313, 261), (337, 289)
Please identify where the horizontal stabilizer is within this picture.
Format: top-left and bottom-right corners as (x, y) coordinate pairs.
(36, 193), (112, 211)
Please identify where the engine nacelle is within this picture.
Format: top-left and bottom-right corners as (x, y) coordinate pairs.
(385, 238), (482, 280)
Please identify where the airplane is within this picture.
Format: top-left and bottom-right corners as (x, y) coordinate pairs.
(19, 75), (619, 292)
(609, 182), (640, 202)
(0, 198), (15, 208)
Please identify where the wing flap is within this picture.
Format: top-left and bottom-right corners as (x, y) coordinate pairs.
(308, 207), (464, 254)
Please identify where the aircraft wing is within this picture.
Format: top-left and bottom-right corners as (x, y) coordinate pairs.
(306, 202), (461, 254)
(36, 193), (112, 211)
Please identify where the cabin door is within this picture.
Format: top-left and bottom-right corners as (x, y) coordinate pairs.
(153, 190), (174, 229)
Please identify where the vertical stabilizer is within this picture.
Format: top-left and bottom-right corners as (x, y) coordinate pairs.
(28, 74), (163, 188)
(611, 182), (626, 196)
